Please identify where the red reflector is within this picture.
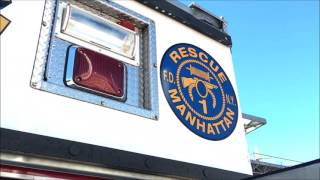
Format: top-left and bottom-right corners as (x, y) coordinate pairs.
(117, 20), (135, 31)
(72, 48), (125, 98)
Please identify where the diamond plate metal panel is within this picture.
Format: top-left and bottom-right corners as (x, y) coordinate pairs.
(30, 0), (158, 120)
(30, 0), (57, 89)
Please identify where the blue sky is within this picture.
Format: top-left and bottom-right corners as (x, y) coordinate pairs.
(181, 0), (319, 164)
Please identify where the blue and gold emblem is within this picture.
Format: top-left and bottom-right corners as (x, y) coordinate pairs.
(160, 43), (238, 140)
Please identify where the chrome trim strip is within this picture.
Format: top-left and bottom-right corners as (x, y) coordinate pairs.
(61, 3), (70, 32)
(56, 2), (140, 66)
(0, 152), (176, 180)
(1, 172), (34, 180)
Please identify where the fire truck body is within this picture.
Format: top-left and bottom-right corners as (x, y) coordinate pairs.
(1, 0), (252, 179)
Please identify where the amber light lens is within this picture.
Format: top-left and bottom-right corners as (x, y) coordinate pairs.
(72, 48), (125, 98)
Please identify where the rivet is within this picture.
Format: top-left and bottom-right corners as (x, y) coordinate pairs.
(144, 158), (152, 169)
(202, 168), (210, 178)
(69, 145), (81, 156)
(31, 82), (37, 88)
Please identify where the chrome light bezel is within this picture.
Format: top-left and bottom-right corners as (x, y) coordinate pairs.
(56, 3), (140, 66)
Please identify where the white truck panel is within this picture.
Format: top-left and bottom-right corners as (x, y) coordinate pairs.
(0, 0), (252, 175)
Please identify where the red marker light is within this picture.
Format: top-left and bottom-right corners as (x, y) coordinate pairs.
(117, 20), (135, 31)
(70, 47), (125, 98)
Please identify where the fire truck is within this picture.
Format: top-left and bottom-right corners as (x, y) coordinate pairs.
(1, 0), (256, 179)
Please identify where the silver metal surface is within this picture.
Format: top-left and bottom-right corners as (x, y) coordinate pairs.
(189, 2), (227, 32)
(242, 113), (267, 134)
(0, 152), (178, 180)
(30, 0), (57, 89)
(30, 0), (159, 120)
(56, 3), (140, 66)
(0, 172), (62, 180)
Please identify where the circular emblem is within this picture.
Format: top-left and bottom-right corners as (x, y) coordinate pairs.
(160, 43), (238, 140)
